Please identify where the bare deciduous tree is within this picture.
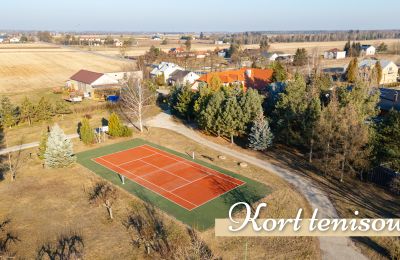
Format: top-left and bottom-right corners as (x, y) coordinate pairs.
(5, 138), (24, 182)
(37, 231), (84, 260)
(120, 78), (154, 133)
(88, 182), (117, 219)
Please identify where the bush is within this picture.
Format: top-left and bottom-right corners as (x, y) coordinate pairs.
(79, 118), (96, 145)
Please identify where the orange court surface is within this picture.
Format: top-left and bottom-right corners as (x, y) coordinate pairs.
(93, 145), (245, 210)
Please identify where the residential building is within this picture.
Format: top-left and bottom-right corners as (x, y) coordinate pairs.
(324, 49), (346, 59)
(9, 37), (20, 43)
(168, 70), (200, 85)
(361, 45), (376, 56)
(150, 62), (183, 83)
(194, 68), (273, 91)
(261, 52), (279, 61)
(66, 69), (142, 99)
(169, 47), (185, 54)
(358, 59), (398, 84)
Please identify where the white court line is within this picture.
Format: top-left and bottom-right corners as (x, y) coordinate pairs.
(141, 145), (245, 186)
(95, 157), (198, 209)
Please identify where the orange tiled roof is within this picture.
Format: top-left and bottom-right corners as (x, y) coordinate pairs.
(198, 68), (273, 89)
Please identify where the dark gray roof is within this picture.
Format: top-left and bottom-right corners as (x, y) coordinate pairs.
(169, 70), (191, 81)
(379, 88), (400, 112)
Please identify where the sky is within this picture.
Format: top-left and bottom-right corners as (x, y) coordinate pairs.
(2, 0), (400, 32)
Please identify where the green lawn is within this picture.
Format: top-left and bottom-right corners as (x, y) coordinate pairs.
(77, 139), (270, 230)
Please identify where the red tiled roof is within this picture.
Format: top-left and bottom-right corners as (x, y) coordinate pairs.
(70, 69), (104, 84)
(198, 68), (273, 90)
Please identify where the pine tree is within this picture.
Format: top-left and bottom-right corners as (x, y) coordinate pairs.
(220, 96), (243, 144)
(240, 88), (264, 130)
(0, 97), (18, 128)
(248, 113), (273, 151)
(44, 124), (76, 168)
(20, 96), (35, 126)
(79, 118), (96, 145)
(198, 90), (225, 134)
(346, 58), (359, 83)
(344, 40), (351, 56)
(35, 97), (54, 122)
(173, 84), (194, 121)
(269, 61), (287, 82)
(38, 130), (48, 160)
(208, 74), (222, 90)
(293, 48), (308, 66)
(185, 38), (192, 52)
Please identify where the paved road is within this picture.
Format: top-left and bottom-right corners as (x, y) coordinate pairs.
(146, 113), (367, 260)
(1, 112), (367, 259)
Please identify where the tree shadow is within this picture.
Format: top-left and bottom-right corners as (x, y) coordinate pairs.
(37, 231), (84, 260)
(0, 127), (6, 181)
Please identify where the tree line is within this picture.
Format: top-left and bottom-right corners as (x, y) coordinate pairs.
(0, 97), (72, 128)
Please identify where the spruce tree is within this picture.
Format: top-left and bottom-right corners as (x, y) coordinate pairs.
(44, 124), (76, 168)
(248, 113), (273, 151)
(374, 61), (383, 85)
(220, 96), (242, 144)
(198, 90), (225, 134)
(269, 61), (287, 82)
(79, 118), (96, 145)
(173, 84), (194, 121)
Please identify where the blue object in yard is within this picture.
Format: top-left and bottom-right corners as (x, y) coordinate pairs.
(107, 95), (120, 103)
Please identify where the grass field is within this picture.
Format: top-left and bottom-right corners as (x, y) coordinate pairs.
(77, 138), (270, 230)
(0, 43), (129, 95)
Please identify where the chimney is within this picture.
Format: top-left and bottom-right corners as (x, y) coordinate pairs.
(394, 91), (399, 103)
(245, 69), (252, 78)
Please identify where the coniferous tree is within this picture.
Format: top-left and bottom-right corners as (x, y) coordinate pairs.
(208, 74), (222, 91)
(269, 61), (287, 82)
(35, 97), (53, 122)
(20, 97), (35, 126)
(219, 96), (243, 144)
(79, 118), (96, 145)
(0, 97), (18, 128)
(44, 124), (75, 168)
(345, 58), (359, 83)
(54, 100), (72, 117)
(248, 113), (273, 151)
(108, 113), (124, 137)
(293, 48), (308, 66)
(173, 84), (194, 121)
(198, 90), (225, 134)
(374, 61), (383, 85)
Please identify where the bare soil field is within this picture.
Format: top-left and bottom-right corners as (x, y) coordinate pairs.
(0, 127), (319, 259)
(0, 43), (129, 94)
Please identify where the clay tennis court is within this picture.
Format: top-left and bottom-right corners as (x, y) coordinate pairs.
(93, 145), (245, 210)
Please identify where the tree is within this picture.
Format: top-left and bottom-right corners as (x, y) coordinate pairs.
(274, 73), (309, 145)
(54, 100), (72, 118)
(0, 219), (20, 258)
(269, 61), (287, 82)
(20, 97), (35, 126)
(6, 144), (23, 182)
(44, 124), (76, 168)
(108, 113), (132, 137)
(198, 90), (225, 134)
(124, 204), (171, 257)
(35, 97), (54, 122)
(0, 97), (18, 128)
(171, 84), (194, 121)
(200, 32), (204, 39)
(345, 58), (359, 83)
(79, 118), (95, 145)
(89, 182), (117, 219)
(373, 61), (383, 85)
(373, 110), (400, 172)
(344, 40), (351, 56)
(161, 39), (168, 45)
(248, 113), (273, 151)
(259, 37), (270, 51)
(240, 88), (264, 129)
(219, 96), (243, 144)
(120, 78), (155, 132)
(37, 231), (84, 260)
(208, 74), (223, 90)
(185, 38), (192, 52)
(293, 48), (308, 66)
(376, 42), (388, 53)
(38, 130), (49, 160)
(37, 31), (52, 42)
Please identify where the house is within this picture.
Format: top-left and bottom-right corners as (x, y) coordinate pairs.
(152, 35), (162, 41)
(114, 39), (123, 47)
(150, 62), (183, 83)
(194, 68), (273, 91)
(378, 87), (400, 112)
(9, 37), (20, 43)
(215, 40), (224, 45)
(0, 38), (3, 43)
(66, 69), (142, 99)
(361, 45), (376, 56)
(218, 49), (228, 58)
(261, 52), (279, 61)
(358, 59), (398, 84)
(168, 70), (200, 85)
(324, 49), (346, 60)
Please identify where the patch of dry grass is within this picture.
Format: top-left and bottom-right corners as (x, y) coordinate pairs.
(0, 127), (319, 259)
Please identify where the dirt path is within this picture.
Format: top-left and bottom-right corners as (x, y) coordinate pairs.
(146, 112), (367, 260)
